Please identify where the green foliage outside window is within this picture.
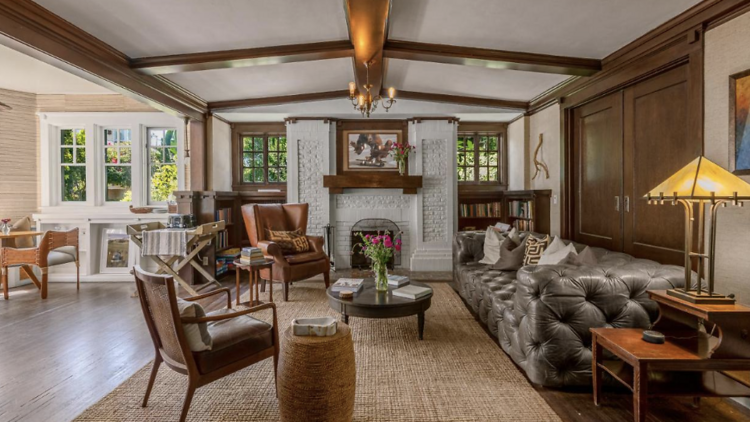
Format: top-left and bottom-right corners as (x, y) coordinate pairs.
(457, 134), (501, 183)
(61, 129), (87, 202)
(241, 134), (287, 184)
(149, 129), (178, 203)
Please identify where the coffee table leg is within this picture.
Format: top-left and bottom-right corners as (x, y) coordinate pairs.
(235, 268), (240, 306)
(593, 333), (603, 406)
(341, 313), (349, 324)
(418, 312), (425, 340)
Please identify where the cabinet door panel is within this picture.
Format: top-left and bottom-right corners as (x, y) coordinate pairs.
(572, 92), (623, 250)
(623, 65), (701, 264)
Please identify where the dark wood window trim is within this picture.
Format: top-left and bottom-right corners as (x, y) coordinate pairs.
(457, 122), (507, 187)
(231, 123), (287, 195)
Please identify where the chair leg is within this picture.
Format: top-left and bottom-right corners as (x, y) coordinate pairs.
(1, 267), (8, 300)
(41, 269), (48, 300)
(179, 383), (197, 422)
(283, 281), (289, 302)
(76, 262), (80, 291)
(323, 271), (330, 288)
(142, 355), (162, 407)
(273, 344), (279, 398)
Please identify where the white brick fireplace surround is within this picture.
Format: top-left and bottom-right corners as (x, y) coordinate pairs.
(286, 119), (457, 271)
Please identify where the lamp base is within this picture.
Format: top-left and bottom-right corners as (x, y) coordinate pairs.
(666, 289), (735, 304)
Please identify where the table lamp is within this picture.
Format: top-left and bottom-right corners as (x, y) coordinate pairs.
(645, 156), (750, 304)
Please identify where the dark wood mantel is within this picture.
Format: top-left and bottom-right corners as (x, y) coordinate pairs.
(323, 174), (422, 194)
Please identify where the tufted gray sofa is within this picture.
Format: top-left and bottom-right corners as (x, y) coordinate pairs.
(453, 231), (688, 387)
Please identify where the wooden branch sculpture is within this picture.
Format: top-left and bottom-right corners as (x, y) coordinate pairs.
(532, 134), (550, 180)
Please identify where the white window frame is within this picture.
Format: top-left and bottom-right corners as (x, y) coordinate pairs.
(102, 127), (133, 204)
(146, 127), (180, 205)
(58, 127), (88, 204)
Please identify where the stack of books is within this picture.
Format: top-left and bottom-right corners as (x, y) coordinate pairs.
(240, 247), (266, 265)
(331, 278), (364, 293)
(393, 285), (432, 300)
(387, 274), (410, 287)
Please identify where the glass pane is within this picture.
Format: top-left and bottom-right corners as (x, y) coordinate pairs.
(254, 168), (264, 183)
(150, 147), (163, 165)
(105, 129), (116, 146)
(479, 167), (489, 181)
(120, 129), (131, 143)
(75, 130), (86, 146)
(457, 137), (465, 151)
(76, 148), (86, 164)
(478, 152), (488, 166)
(150, 164), (177, 203)
(61, 130), (74, 146)
(279, 152), (287, 165)
(268, 168), (278, 182)
(457, 167), (465, 181)
(465, 153), (475, 165)
(242, 168), (253, 182)
(457, 153), (465, 166)
(164, 130), (177, 146)
(489, 136), (498, 151)
(253, 137), (263, 150)
(61, 166), (86, 202)
(489, 167), (499, 181)
(279, 137), (287, 151)
(166, 147), (177, 163)
(268, 136), (278, 151)
(479, 136), (488, 151)
(61, 148), (74, 164)
(279, 167), (287, 182)
(254, 153), (264, 167)
(105, 147), (118, 164)
(120, 147), (132, 164)
(149, 130), (164, 146)
(243, 136), (253, 151)
(465, 167), (475, 181)
(106, 166), (131, 202)
(465, 137), (474, 152)
(488, 152), (498, 165)
(243, 153), (252, 167)
(268, 153), (279, 167)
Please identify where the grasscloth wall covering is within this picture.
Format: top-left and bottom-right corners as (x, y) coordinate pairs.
(704, 10), (750, 304)
(37, 94), (154, 112)
(0, 88), (39, 221)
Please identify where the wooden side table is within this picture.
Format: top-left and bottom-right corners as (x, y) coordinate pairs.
(234, 259), (274, 305)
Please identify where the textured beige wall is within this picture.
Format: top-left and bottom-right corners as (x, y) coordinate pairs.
(37, 94), (154, 112)
(529, 103), (561, 235)
(0, 88), (39, 221)
(704, 11), (750, 304)
(507, 116), (529, 191)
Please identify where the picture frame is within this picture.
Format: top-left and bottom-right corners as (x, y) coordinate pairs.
(100, 228), (131, 274)
(729, 68), (750, 175)
(342, 129), (402, 172)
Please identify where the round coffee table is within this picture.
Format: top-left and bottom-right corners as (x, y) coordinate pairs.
(326, 279), (433, 340)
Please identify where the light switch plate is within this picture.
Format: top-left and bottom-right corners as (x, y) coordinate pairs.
(553, 195), (558, 205)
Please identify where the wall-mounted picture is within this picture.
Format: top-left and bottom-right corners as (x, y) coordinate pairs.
(100, 228), (130, 273)
(343, 130), (401, 171)
(730, 69), (750, 175)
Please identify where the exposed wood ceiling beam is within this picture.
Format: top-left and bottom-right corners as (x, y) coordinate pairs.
(383, 40), (601, 77)
(0, 0), (207, 120)
(386, 90), (528, 111)
(345, 0), (391, 97)
(208, 90), (351, 111)
(131, 40), (355, 75)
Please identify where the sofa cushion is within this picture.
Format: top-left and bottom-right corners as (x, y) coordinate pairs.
(47, 250), (77, 266)
(538, 242), (576, 265)
(267, 228), (309, 254)
(478, 227), (505, 265)
(567, 246), (598, 266)
(10, 217), (33, 248)
(285, 250), (326, 265)
(176, 297), (212, 352)
(492, 237), (527, 271)
(523, 235), (550, 265)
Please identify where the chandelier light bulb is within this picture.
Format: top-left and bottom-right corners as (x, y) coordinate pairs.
(349, 82), (357, 96)
(388, 87), (396, 99)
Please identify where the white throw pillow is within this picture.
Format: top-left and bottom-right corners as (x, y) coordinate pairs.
(543, 236), (566, 256)
(538, 242), (578, 265)
(176, 297), (213, 352)
(479, 226), (506, 265)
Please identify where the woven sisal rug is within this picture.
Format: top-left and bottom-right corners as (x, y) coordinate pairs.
(75, 281), (561, 422)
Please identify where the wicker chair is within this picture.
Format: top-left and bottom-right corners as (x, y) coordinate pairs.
(0, 228), (79, 300)
(133, 266), (279, 422)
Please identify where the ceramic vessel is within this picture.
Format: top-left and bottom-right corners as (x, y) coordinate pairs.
(292, 317), (338, 337)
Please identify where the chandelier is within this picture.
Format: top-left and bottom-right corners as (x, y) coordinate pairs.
(348, 61), (396, 117)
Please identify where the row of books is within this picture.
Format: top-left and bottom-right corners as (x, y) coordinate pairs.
(514, 219), (534, 232)
(215, 248), (240, 277)
(215, 207), (233, 225)
(240, 247), (266, 264)
(508, 200), (534, 219)
(216, 229), (230, 250)
(459, 202), (503, 218)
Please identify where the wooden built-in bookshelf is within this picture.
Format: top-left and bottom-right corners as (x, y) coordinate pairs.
(457, 189), (551, 233)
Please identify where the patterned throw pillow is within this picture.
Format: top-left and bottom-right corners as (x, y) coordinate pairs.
(523, 235), (551, 266)
(267, 228), (310, 254)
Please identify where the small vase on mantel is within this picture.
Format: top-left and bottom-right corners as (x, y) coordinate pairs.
(372, 260), (389, 291)
(398, 160), (406, 176)
(1, 219), (10, 236)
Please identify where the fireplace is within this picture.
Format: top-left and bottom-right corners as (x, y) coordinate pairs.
(350, 218), (401, 269)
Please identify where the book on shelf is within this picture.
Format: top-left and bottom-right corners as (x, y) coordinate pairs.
(508, 200), (534, 219)
(514, 219), (533, 231)
(216, 229), (230, 250)
(331, 278), (364, 293)
(459, 201), (503, 218)
(393, 285), (432, 300)
(215, 207), (233, 225)
(387, 274), (410, 287)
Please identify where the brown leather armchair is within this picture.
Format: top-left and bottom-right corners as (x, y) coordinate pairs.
(242, 203), (330, 301)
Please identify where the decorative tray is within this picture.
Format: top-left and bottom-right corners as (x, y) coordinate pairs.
(292, 317), (337, 337)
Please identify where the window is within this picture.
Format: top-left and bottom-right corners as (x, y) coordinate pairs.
(457, 133), (503, 183)
(241, 134), (287, 184)
(148, 128), (178, 203)
(104, 129), (132, 202)
(60, 128), (87, 202)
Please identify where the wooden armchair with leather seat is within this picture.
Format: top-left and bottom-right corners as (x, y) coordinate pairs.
(241, 203), (330, 301)
(133, 266), (279, 422)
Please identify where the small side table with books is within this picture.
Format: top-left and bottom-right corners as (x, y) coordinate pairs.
(234, 258), (274, 305)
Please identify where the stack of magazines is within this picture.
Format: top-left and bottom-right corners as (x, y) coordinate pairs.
(387, 274), (410, 287)
(240, 247), (265, 265)
(331, 278), (364, 293)
(393, 285), (432, 300)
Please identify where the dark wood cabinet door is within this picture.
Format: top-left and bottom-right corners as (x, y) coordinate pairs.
(622, 65), (701, 265)
(571, 92), (623, 250)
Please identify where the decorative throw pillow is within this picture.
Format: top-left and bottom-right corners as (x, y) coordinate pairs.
(10, 216), (33, 248)
(267, 228), (310, 254)
(491, 236), (528, 271)
(538, 242), (577, 265)
(479, 226), (506, 265)
(506, 228), (521, 245)
(176, 297), (212, 352)
(542, 236), (566, 256)
(523, 235), (551, 266)
(567, 246), (599, 266)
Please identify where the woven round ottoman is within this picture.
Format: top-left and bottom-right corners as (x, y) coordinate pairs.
(277, 322), (356, 422)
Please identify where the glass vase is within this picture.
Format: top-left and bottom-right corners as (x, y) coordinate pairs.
(0, 222), (9, 236)
(372, 260), (389, 291)
(398, 160), (406, 176)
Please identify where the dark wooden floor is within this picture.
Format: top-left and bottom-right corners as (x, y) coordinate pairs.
(2, 277), (750, 422)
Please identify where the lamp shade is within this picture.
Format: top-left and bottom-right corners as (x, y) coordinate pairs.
(644, 156), (750, 200)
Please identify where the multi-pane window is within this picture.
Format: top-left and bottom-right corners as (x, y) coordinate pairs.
(148, 128), (178, 203)
(104, 129), (132, 202)
(457, 133), (502, 183)
(60, 128), (87, 202)
(241, 134), (287, 184)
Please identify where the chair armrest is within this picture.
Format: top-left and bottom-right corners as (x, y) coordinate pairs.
(182, 302), (277, 325)
(257, 240), (287, 265)
(0, 247), (39, 267)
(307, 235), (325, 254)
(183, 287), (232, 309)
